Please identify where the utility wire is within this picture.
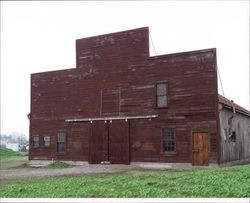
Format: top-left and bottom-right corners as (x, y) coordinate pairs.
(217, 65), (225, 97)
(149, 31), (227, 103)
(149, 31), (157, 56)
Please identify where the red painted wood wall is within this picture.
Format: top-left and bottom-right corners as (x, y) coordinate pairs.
(29, 27), (219, 164)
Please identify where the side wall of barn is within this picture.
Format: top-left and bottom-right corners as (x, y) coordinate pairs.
(219, 108), (250, 163)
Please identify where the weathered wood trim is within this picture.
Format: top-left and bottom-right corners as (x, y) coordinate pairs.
(65, 115), (158, 123)
(223, 105), (250, 117)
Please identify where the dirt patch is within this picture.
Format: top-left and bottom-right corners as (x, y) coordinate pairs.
(0, 162), (140, 180)
(0, 157), (28, 170)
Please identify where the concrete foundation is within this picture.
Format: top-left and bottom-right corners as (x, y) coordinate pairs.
(28, 160), (219, 169)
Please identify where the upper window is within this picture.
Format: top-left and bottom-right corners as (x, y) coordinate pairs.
(44, 135), (50, 147)
(57, 132), (66, 153)
(156, 83), (168, 108)
(162, 128), (175, 152)
(33, 135), (39, 147)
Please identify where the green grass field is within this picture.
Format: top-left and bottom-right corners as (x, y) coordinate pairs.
(0, 147), (27, 170)
(0, 147), (23, 160)
(1, 164), (249, 198)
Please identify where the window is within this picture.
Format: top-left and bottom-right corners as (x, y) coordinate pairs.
(33, 135), (39, 147)
(57, 132), (66, 153)
(44, 135), (50, 147)
(162, 128), (175, 152)
(229, 131), (236, 142)
(156, 83), (168, 107)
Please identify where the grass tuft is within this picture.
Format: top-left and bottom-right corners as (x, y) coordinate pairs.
(43, 161), (72, 169)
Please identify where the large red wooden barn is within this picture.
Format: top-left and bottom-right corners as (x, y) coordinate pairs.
(29, 27), (250, 166)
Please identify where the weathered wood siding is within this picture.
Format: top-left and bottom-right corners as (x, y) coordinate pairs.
(30, 27), (219, 164)
(219, 108), (250, 163)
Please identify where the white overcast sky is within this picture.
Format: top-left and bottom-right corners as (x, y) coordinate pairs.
(1, 1), (249, 137)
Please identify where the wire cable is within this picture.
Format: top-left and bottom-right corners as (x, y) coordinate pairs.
(149, 31), (157, 56)
(217, 65), (225, 97)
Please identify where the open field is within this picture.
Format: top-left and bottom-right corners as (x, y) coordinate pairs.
(0, 162), (249, 198)
(1, 148), (249, 198)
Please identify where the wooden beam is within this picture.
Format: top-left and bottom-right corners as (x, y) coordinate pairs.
(65, 115), (158, 123)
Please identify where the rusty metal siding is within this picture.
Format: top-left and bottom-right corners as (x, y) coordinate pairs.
(30, 27), (219, 164)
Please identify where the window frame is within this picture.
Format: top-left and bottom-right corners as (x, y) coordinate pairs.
(57, 131), (66, 154)
(229, 131), (236, 142)
(44, 135), (50, 147)
(155, 82), (168, 108)
(32, 135), (39, 148)
(162, 128), (176, 153)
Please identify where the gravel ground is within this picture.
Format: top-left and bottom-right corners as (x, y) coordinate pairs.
(1, 157), (200, 180)
(0, 162), (141, 180)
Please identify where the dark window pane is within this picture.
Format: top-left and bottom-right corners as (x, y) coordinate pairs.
(57, 132), (66, 153)
(58, 132), (66, 142)
(157, 84), (167, 95)
(157, 95), (167, 107)
(58, 143), (65, 153)
(162, 128), (175, 152)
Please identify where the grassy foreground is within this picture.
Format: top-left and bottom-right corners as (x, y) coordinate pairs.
(1, 164), (249, 198)
(0, 147), (23, 160)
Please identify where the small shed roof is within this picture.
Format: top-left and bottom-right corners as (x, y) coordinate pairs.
(218, 94), (250, 116)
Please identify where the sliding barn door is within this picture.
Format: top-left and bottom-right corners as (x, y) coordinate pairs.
(89, 122), (108, 164)
(109, 120), (130, 164)
(89, 120), (130, 164)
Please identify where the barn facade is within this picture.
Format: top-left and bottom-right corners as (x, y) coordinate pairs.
(29, 27), (250, 166)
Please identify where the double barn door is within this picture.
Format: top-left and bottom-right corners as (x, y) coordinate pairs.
(89, 120), (129, 164)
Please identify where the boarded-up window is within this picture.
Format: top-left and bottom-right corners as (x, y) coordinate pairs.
(57, 132), (66, 153)
(33, 135), (39, 147)
(156, 83), (168, 107)
(162, 128), (175, 152)
(44, 135), (50, 147)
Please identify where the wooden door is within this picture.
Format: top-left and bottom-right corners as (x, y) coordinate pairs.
(89, 120), (130, 164)
(192, 132), (209, 166)
(109, 120), (130, 164)
(89, 122), (108, 164)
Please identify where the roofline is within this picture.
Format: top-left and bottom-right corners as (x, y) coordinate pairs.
(31, 67), (76, 76)
(218, 94), (250, 117)
(223, 105), (249, 117)
(76, 27), (149, 42)
(149, 48), (216, 60)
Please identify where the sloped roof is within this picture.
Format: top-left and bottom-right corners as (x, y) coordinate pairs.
(218, 94), (250, 116)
